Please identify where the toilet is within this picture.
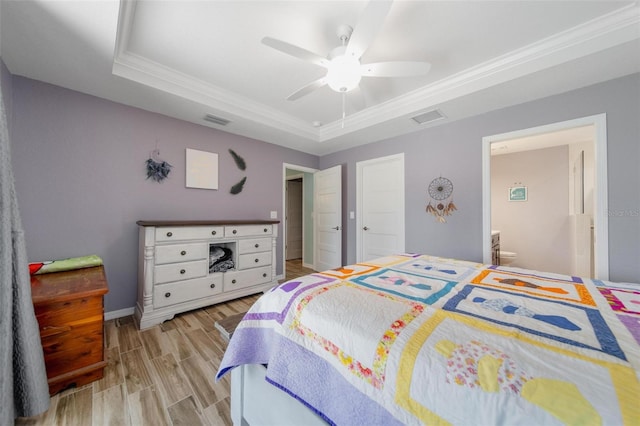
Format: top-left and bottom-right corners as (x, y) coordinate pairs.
(500, 251), (517, 266)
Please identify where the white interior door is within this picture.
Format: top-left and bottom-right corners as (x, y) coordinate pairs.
(357, 154), (405, 262)
(314, 165), (342, 271)
(286, 179), (303, 260)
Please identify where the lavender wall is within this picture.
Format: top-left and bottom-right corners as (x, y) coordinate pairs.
(320, 73), (640, 284)
(8, 71), (640, 317)
(10, 76), (318, 312)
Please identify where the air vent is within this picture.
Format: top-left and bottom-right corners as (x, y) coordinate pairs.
(411, 109), (445, 125)
(203, 114), (231, 126)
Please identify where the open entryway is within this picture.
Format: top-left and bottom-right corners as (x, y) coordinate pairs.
(282, 163), (343, 277)
(283, 164), (317, 279)
(482, 114), (609, 280)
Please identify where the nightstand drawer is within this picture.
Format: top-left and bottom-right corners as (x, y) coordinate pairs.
(225, 224), (273, 238)
(153, 274), (224, 308)
(154, 260), (208, 284)
(224, 267), (272, 291)
(156, 226), (224, 242)
(40, 319), (104, 379)
(34, 296), (103, 329)
(238, 251), (272, 269)
(155, 242), (208, 264)
(238, 237), (271, 254)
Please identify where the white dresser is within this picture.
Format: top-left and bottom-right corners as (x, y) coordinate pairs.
(135, 220), (279, 329)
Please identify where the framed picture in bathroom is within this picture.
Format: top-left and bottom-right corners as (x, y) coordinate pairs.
(509, 186), (527, 201)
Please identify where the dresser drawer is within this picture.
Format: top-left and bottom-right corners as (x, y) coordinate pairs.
(34, 296), (103, 329)
(156, 226), (224, 242)
(40, 319), (104, 379)
(153, 274), (224, 308)
(238, 237), (271, 254)
(156, 242), (208, 265)
(224, 224), (273, 238)
(154, 260), (208, 284)
(224, 266), (272, 292)
(238, 251), (272, 269)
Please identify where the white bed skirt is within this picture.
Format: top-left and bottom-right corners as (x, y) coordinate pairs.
(231, 364), (328, 426)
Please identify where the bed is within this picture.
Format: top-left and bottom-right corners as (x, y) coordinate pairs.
(216, 254), (640, 425)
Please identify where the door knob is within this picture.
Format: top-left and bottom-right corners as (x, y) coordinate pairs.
(332, 226), (340, 230)
(363, 226), (369, 231)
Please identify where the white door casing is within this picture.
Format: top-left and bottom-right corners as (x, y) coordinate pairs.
(357, 153), (405, 262)
(314, 165), (342, 271)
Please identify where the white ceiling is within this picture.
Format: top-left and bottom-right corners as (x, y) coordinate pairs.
(2, 1), (639, 155)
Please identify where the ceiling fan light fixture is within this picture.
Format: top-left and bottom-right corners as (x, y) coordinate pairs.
(326, 55), (362, 93)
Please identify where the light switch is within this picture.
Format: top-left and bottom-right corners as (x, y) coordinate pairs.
(350, 211), (355, 219)
(270, 211), (277, 219)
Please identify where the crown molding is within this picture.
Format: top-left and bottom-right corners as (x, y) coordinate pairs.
(113, 0), (319, 141)
(318, 3), (640, 140)
(113, 1), (639, 144)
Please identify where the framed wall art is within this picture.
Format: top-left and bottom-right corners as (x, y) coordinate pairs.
(185, 148), (218, 190)
(509, 185), (527, 202)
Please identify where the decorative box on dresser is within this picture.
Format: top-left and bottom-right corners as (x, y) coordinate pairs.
(135, 220), (280, 330)
(30, 265), (109, 395)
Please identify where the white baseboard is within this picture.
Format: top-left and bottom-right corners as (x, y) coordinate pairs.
(302, 262), (314, 270)
(105, 307), (135, 321)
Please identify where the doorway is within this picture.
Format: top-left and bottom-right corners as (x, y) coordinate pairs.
(482, 114), (609, 280)
(282, 163), (317, 279)
(286, 177), (303, 260)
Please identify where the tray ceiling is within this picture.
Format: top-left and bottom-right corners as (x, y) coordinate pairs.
(2, 1), (639, 155)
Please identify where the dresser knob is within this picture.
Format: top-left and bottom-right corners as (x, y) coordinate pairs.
(165, 292), (171, 298)
(254, 258), (259, 263)
(167, 232), (173, 237)
(232, 229), (237, 234)
(262, 273), (267, 278)
(211, 230), (217, 235)
(255, 243), (259, 248)
(263, 228), (268, 233)
(180, 250), (186, 256)
(180, 269), (186, 274)
(210, 283), (216, 289)
(232, 279), (237, 284)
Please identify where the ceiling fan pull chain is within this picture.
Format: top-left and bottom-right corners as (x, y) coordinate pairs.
(341, 94), (345, 128)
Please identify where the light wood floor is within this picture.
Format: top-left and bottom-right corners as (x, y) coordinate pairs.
(16, 259), (315, 426)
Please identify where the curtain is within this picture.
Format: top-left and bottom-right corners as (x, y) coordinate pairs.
(0, 75), (50, 422)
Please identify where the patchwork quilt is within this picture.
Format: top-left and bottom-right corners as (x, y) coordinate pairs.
(217, 254), (640, 425)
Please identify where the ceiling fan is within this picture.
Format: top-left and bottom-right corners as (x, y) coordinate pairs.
(262, 0), (431, 103)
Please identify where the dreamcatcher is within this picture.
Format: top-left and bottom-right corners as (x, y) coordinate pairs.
(145, 142), (172, 183)
(426, 176), (457, 223)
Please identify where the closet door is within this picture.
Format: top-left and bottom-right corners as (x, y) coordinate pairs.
(357, 154), (405, 262)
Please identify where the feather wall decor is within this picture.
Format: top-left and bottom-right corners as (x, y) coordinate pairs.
(229, 149), (246, 171)
(228, 149), (247, 194)
(230, 177), (247, 194)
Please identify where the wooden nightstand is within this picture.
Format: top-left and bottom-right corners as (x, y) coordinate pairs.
(30, 265), (109, 395)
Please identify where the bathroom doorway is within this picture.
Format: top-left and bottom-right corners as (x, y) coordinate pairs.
(482, 114), (609, 280)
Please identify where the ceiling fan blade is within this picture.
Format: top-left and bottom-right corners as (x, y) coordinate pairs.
(286, 77), (327, 101)
(345, 0), (393, 60)
(361, 61), (431, 77)
(262, 37), (329, 68)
